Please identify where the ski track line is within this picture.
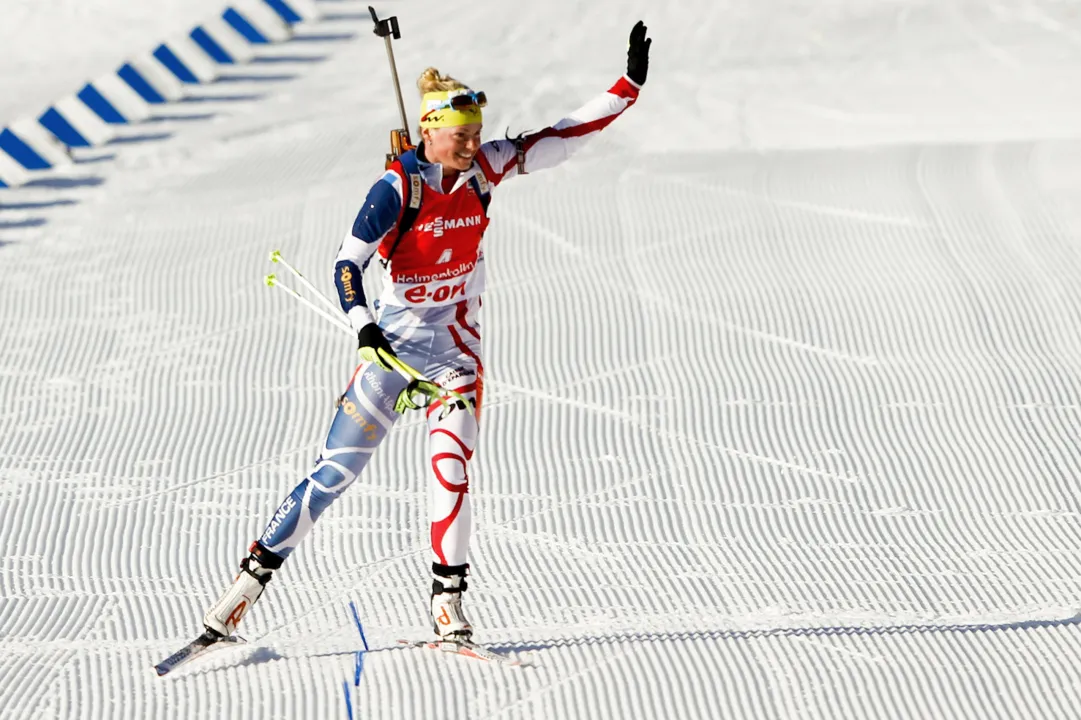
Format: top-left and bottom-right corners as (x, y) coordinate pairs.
(655, 171), (922, 228)
(591, 272), (880, 368)
(482, 641), (644, 719)
(97, 445), (313, 509)
(487, 206), (879, 368)
(492, 375), (864, 486)
(251, 470), (655, 645)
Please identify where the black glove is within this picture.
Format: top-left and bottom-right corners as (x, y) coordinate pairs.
(357, 322), (396, 372)
(627, 20), (651, 86)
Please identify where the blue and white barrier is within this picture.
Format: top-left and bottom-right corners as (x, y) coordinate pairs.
(41, 95), (116, 148)
(79, 73), (154, 125)
(155, 35), (222, 86)
(0, 149), (30, 189)
(123, 56), (187, 105)
(1, 119), (72, 173)
(0, 0), (321, 189)
(191, 17), (257, 66)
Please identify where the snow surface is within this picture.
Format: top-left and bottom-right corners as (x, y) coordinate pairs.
(3, 0), (1081, 718)
(0, 0), (230, 125)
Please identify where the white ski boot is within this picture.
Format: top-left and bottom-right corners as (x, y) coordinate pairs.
(203, 543), (281, 637)
(431, 563), (472, 640)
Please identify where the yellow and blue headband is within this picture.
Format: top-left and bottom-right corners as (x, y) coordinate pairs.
(419, 89), (487, 129)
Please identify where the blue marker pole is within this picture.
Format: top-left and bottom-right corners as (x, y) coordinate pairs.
(348, 601), (369, 687)
(343, 679), (354, 720)
(348, 601), (370, 651)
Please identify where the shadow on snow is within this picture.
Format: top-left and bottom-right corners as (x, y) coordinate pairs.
(486, 613), (1081, 653)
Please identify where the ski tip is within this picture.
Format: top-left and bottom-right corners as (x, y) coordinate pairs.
(154, 652), (187, 677)
(398, 638), (525, 666)
(153, 630), (243, 678)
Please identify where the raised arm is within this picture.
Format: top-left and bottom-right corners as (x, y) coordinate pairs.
(476, 21), (651, 186)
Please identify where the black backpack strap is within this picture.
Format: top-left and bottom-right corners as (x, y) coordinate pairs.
(383, 150), (423, 266)
(514, 136), (528, 176)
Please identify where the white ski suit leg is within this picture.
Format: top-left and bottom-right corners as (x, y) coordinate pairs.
(424, 311), (483, 567)
(427, 378), (479, 567)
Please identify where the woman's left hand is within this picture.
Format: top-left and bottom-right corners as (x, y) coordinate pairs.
(627, 20), (652, 86)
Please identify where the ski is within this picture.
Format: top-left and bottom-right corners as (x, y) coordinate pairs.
(154, 630), (245, 677)
(398, 638), (524, 667)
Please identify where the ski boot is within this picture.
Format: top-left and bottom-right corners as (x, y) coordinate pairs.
(203, 542), (283, 638)
(430, 563), (472, 640)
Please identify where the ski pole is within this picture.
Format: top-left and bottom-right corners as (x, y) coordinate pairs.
(265, 273), (352, 334)
(368, 6), (410, 144)
(264, 268), (474, 415)
(269, 250), (343, 320)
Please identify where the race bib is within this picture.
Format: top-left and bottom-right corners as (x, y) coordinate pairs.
(381, 258), (486, 306)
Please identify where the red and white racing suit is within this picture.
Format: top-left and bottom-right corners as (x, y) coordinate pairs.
(257, 75), (641, 569)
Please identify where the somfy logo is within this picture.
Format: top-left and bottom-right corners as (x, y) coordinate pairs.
(339, 265), (356, 303)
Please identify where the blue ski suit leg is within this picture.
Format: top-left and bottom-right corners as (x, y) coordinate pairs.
(256, 299), (483, 567)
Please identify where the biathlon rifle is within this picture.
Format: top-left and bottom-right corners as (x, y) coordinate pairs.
(369, 6), (414, 168)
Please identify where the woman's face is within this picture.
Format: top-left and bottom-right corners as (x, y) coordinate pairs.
(425, 123), (482, 172)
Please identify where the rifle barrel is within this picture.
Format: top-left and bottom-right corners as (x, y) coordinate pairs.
(382, 36), (410, 140)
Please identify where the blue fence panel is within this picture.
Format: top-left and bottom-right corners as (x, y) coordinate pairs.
(223, 8), (269, 44)
(153, 45), (200, 84)
(264, 0), (303, 24)
(0, 128), (51, 170)
(78, 84), (129, 124)
(118, 64), (167, 104)
(190, 27), (234, 63)
(39, 108), (90, 148)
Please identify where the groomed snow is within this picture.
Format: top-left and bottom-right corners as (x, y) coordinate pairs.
(3, 1), (1081, 718)
(0, 0), (232, 125)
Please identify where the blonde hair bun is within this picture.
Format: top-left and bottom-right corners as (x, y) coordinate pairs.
(417, 67), (468, 95)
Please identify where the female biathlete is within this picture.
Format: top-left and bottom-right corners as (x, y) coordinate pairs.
(202, 21), (652, 643)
